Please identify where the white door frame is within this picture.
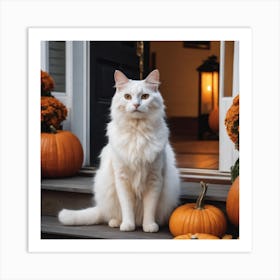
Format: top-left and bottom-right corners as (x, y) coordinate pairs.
(41, 41), (90, 166)
(219, 41), (239, 171)
(71, 41), (90, 166)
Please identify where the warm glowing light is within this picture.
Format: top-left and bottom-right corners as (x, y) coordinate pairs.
(200, 71), (219, 114)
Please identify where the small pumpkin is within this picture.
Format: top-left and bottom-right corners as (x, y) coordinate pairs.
(169, 182), (227, 238)
(226, 176), (239, 227)
(174, 233), (219, 239)
(208, 107), (219, 133)
(174, 233), (233, 239)
(41, 130), (84, 178)
(222, 234), (233, 239)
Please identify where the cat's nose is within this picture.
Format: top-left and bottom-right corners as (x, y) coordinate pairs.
(133, 103), (140, 109)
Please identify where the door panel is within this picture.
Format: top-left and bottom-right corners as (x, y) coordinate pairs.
(90, 41), (149, 165)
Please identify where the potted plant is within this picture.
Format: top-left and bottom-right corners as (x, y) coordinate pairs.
(224, 94), (239, 227)
(41, 70), (84, 178)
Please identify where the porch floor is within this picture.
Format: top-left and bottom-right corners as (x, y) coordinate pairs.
(171, 140), (219, 169)
(41, 216), (173, 239)
(41, 170), (236, 239)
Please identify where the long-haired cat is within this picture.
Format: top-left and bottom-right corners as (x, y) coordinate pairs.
(58, 69), (180, 232)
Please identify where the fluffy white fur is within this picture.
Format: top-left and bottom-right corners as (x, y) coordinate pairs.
(58, 70), (180, 232)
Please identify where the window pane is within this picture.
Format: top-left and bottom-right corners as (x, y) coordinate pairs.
(48, 41), (66, 92)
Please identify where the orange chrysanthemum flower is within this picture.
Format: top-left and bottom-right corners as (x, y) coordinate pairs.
(41, 70), (55, 96)
(41, 96), (68, 131)
(225, 94), (239, 150)
(40, 70), (68, 132)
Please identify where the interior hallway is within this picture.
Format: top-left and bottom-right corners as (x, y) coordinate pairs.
(171, 140), (219, 169)
(169, 118), (219, 170)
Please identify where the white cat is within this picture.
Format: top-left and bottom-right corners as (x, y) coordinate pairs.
(58, 69), (180, 233)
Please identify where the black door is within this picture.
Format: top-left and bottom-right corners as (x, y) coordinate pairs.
(90, 41), (150, 166)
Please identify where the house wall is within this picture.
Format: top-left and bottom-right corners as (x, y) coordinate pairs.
(150, 41), (220, 118)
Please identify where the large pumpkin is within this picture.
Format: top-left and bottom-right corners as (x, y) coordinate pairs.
(169, 182), (227, 238)
(41, 130), (84, 178)
(226, 176), (239, 227)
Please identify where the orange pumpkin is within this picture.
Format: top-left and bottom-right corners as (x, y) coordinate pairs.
(208, 107), (219, 133)
(174, 233), (219, 239)
(169, 182), (227, 238)
(41, 130), (84, 178)
(174, 233), (233, 239)
(222, 234), (233, 239)
(226, 176), (239, 227)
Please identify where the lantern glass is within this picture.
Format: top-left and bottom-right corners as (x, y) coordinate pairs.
(200, 71), (219, 114)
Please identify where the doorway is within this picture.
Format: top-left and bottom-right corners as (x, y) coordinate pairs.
(89, 41), (220, 169)
(150, 41), (220, 169)
(89, 41), (150, 166)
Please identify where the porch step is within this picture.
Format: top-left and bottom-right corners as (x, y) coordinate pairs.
(41, 169), (231, 217)
(41, 215), (173, 239)
(41, 169), (233, 239)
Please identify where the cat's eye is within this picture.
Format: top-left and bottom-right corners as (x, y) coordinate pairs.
(141, 94), (150, 100)
(124, 94), (132, 100)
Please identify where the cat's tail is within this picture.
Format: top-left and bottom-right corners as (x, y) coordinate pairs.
(58, 206), (102, 226)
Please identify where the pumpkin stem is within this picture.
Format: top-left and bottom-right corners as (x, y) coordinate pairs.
(191, 234), (198, 239)
(195, 181), (208, 209)
(49, 125), (57, 134)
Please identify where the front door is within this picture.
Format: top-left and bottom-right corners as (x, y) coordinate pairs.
(90, 41), (150, 166)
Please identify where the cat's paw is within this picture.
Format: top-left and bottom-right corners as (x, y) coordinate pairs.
(120, 222), (135, 231)
(108, 219), (121, 228)
(58, 209), (76, 225)
(143, 222), (159, 233)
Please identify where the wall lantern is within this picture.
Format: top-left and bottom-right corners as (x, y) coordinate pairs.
(197, 55), (219, 139)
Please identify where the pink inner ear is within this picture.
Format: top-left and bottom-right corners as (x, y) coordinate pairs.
(145, 70), (160, 91)
(114, 70), (129, 88)
(145, 69), (160, 84)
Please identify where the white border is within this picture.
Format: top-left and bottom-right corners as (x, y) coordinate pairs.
(1, 1), (279, 279)
(28, 27), (252, 253)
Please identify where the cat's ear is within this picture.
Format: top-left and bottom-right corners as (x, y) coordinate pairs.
(114, 70), (129, 90)
(145, 69), (160, 91)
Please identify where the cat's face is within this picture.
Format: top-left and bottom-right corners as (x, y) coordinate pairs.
(112, 70), (164, 119)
